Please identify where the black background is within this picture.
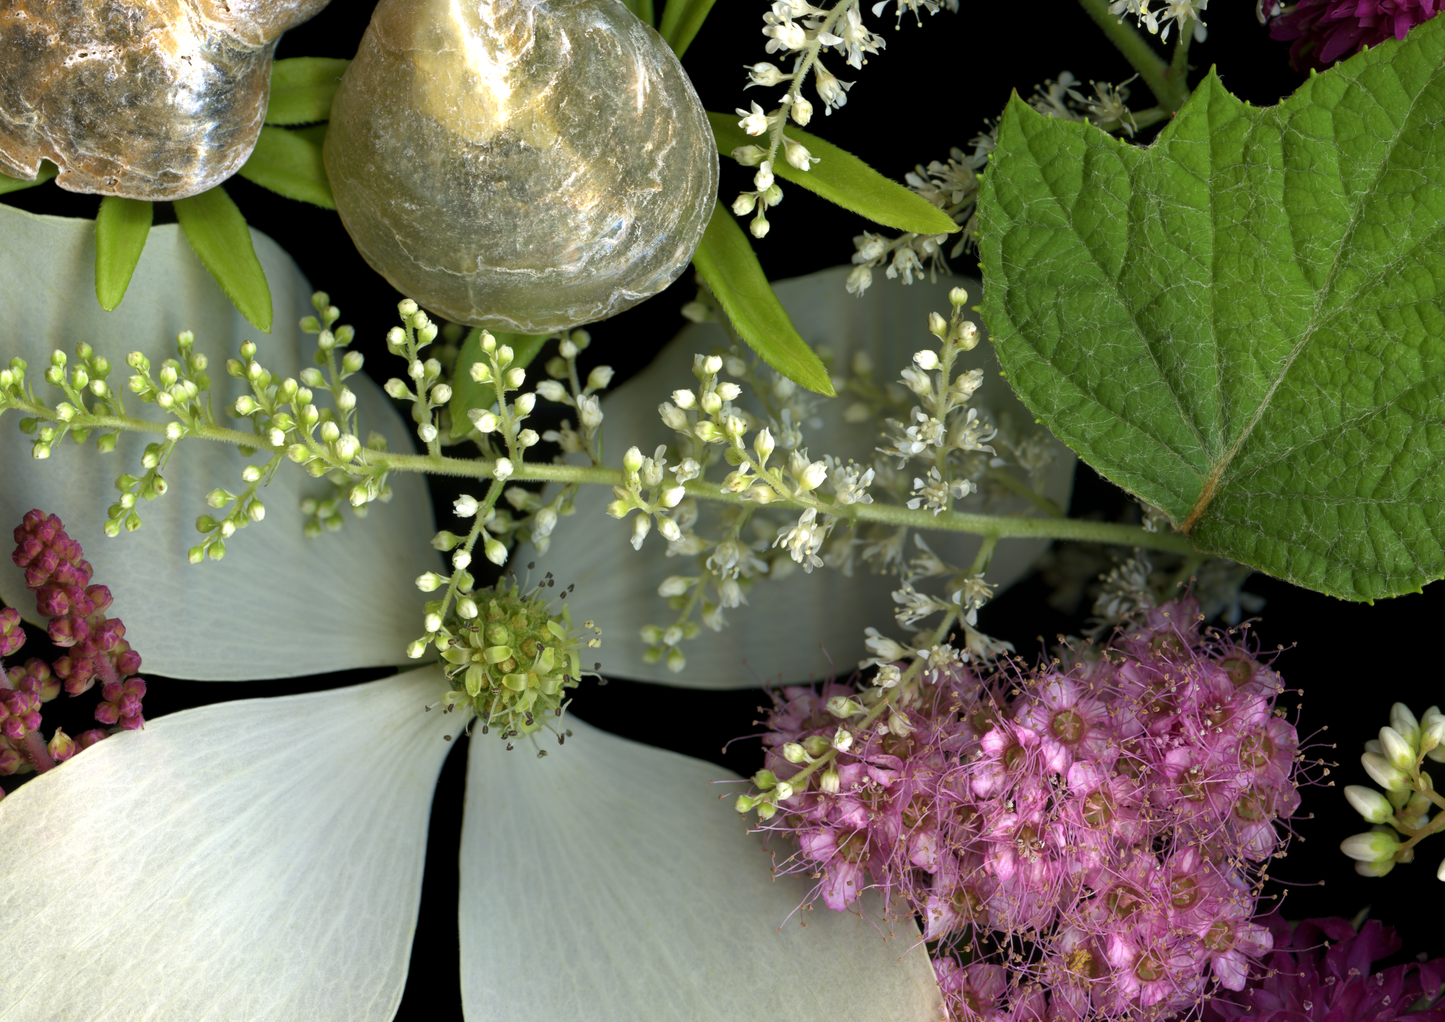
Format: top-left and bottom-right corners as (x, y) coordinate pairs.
(4, 2), (1443, 1019)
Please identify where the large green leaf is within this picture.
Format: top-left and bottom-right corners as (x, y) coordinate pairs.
(93, 196), (153, 311)
(659, 0), (716, 57)
(173, 186), (273, 333)
(237, 125), (336, 209)
(449, 329), (550, 441)
(692, 201), (833, 396)
(709, 112), (957, 237)
(976, 18), (1445, 601)
(265, 57), (351, 125)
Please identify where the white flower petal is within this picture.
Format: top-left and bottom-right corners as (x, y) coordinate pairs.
(525, 267), (1075, 686)
(0, 666), (455, 1021)
(0, 205), (436, 678)
(458, 716), (942, 1021)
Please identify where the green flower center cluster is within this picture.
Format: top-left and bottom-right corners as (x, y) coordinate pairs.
(439, 579), (592, 741)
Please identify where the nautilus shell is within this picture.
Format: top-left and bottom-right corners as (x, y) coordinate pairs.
(324, 0), (718, 333)
(0, 0), (330, 199)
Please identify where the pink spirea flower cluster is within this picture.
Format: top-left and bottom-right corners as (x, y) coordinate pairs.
(1201, 911), (1445, 1022)
(1269, 0), (1441, 70)
(2, 510), (144, 776)
(756, 599), (1302, 1022)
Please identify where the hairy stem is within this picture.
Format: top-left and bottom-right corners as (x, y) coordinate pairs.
(1076, 0), (1189, 113)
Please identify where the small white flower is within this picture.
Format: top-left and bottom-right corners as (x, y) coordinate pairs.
(753, 160), (775, 191)
(493, 458), (514, 482)
(745, 62), (789, 88)
(577, 394), (603, 430)
(782, 137), (819, 171)
(736, 101), (770, 136)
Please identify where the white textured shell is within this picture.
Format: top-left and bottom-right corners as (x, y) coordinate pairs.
(324, 0), (719, 334)
(0, 0), (331, 199)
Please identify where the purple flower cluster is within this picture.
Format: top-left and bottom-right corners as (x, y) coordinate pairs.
(1202, 912), (1445, 1022)
(1, 510), (145, 783)
(1268, 0), (1442, 71)
(755, 599), (1302, 1021)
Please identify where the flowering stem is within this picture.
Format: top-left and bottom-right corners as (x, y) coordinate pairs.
(373, 451), (1199, 553)
(1076, 0), (1190, 113)
(9, 400), (1201, 556)
(779, 608), (960, 794)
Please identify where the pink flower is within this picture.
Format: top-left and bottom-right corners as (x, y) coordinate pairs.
(1202, 912), (1445, 1022)
(1268, 0), (1443, 70)
(1016, 673), (1113, 772)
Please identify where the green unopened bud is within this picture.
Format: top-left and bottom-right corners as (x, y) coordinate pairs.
(1344, 785), (1394, 824)
(735, 793), (760, 813)
(1356, 856), (1397, 878)
(826, 695), (865, 719)
(1341, 829), (1403, 862)
(753, 769), (777, 791)
(483, 537), (508, 566)
(1362, 751), (1412, 791)
(781, 742), (809, 764)
(1379, 726), (1417, 772)
(819, 767), (840, 793)
(1391, 703), (1421, 743)
(1422, 718), (1445, 757)
(802, 734), (830, 758)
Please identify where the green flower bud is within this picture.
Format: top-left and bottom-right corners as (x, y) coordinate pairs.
(1344, 785), (1394, 824)
(1379, 726), (1417, 773)
(1362, 751), (1412, 792)
(1341, 830), (1402, 862)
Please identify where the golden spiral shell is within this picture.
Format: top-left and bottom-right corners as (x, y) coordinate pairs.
(0, 0), (329, 199)
(323, 0), (719, 333)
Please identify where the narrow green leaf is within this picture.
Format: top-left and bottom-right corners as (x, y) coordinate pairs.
(708, 112), (957, 237)
(0, 161), (57, 196)
(173, 186), (273, 333)
(692, 201), (833, 397)
(660, 0), (716, 57)
(236, 125), (336, 209)
(976, 15), (1445, 601)
(265, 57), (351, 126)
(449, 329), (551, 441)
(94, 197), (153, 311)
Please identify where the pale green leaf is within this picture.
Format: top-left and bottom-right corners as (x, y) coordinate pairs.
(709, 112), (958, 237)
(692, 201), (833, 396)
(0, 160), (56, 196)
(173, 185), (274, 333)
(659, 0), (716, 56)
(460, 716), (943, 1020)
(265, 56), (351, 125)
(512, 267), (1075, 686)
(93, 196), (153, 311)
(976, 17), (1445, 600)
(448, 328), (550, 441)
(0, 671), (453, 1021)
(0, 202), (437, 679)
(237, 124), (336, 209)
